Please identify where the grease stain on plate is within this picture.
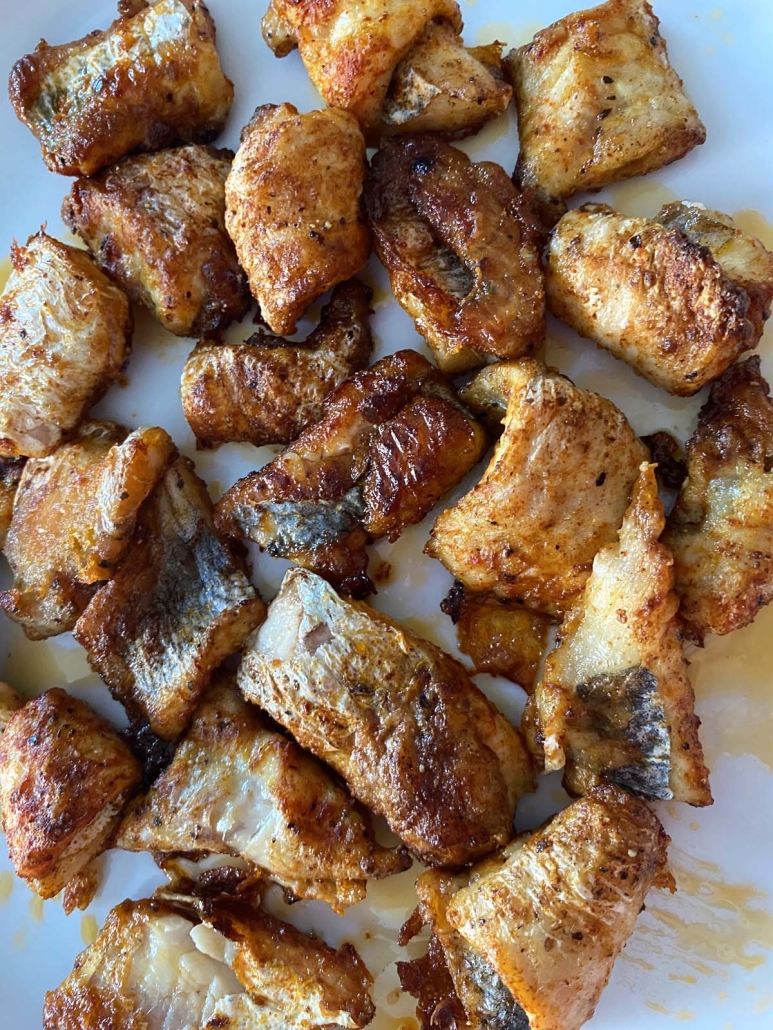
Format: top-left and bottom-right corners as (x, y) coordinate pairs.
(0, 871), (13, 907)
(29, 893), (45, 923)
(80, 915), (99, 946)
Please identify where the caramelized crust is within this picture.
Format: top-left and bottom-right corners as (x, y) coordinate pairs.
(181, 279), (373, 448)
(225, 103), (371, 336)
(63, 145), (249, 337)
(0, 689), (141, 898)
(0, 232), (132, 459)
(366, 137), (545, 373)
(9, 0), (233, 176)
(507, 0), (705, 200)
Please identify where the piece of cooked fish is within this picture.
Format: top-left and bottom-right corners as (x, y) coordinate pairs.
(9, 0), (233, 177)
(427, 359), (648, 616)
(525, 464), (712, 806)
(74, 456), (266, 741)
(0, 457), (25, 548)
(238, 568), (534, 867)
(118, 675), (409, 911)
(0, 232), (132, 459)
(181, 279), (373, 448)
(215, 350), (487, 597)
(664, 357), (773, 642)
(0, 689), (141, 900)
(366, 136), (545, 373)
(546, 203), (773, 395)
(0, 682), (24, 737)
(506, 0), (705, 201)
(63, 144), (249, 337)
(226, 103), (371, 337)
(0, 421), (175, 640)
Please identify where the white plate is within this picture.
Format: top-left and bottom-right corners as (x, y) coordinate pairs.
(0, 0), (772, 1027)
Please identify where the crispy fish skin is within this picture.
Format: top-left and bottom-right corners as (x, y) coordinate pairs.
(546, 205), (760, 396)
(74, 456), (266, 741)
(226, 103), (371, 337)
(239, 568), (534, 868)
(0, 421), (175, 641)
(366, 136), (545, 373)
(0, 682), (24, 737)
(0, 457), (25, 548)
(506, 0), (705, 201)
(63, 145), (249, 337)
(117, 676), (409, 911)
(0, 689), (141, 899)
(215, 349), (486, 596)
(181, 279), (373, 448)
(664, 357), (773, 642)
(445, 785), (673, 1030)
(526, 464), (712, 806)
(427, 359), (648, 616)
(9, 0), (234, 177)
(0, 232), (132, 460)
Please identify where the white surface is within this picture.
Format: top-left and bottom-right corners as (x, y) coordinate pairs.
(0, 0), (772, 1027)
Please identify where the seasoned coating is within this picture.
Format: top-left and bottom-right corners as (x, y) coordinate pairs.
(9, 0), (234, 177)
(43, 896), (375, 1029)
(0, 682), (24, 737)
(118, 676), (409, 911)
(215, 350), (486, 596)
(239, 568), (534, 867)
(182, 279), (373, 448)
(526, 464), (712, 806)
(546, 204), (764, 396)
(226, 103), (371, 337)
(262, 0), (463, 138)
(444, 786), (673, 1030)
(0, 232), (132, 459)
(427, 359), (648, 616)
(366, 136), (545, 373)
(0, 689), (141, 899)
(0, 421), (175, 640)
(75, 456), (266, 740)
(664, 357), (773, 642)
(441, 583), (551, 693)
(0, 458), (24, 548)
(506, 0), (705, 201)
(63, 145), (249, 337)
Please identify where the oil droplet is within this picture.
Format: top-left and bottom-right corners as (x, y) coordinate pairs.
(29, 893), (45, 922)
(646, 1001), (670, 1015)
(669, 973), (698, 984)
(81, 914), (99, 946)
(12, 928), (26, 951)
(710, 7), (724, 18)
(620, 952), (655, 972)
(0, 256), (12, 292)
(676, 1012), (695, 1022)
(605, 179), (679, 218)
(0, 871), (14, 906)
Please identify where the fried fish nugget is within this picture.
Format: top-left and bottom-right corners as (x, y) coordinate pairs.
(63, 145), (249, 337)
(226, 103), (371, 337)
(664, 358), (773, 642)
(0, 421), (175, 640)
(366, 136), (545, 373)
(0, 689), (141, 899)
(0, 232), (132, 460)
(526, 464), (712, 806)
(9, 0), (234, 177)
(547, 204), (768, 396)
(181, 280), (373, 448)
(506, 0), (705, 201)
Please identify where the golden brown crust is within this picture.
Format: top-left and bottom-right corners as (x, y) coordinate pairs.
(0, 689), (141, 898)
(664, 357), (773, 642)
(427, 359), (648, 616)
(74, 456), (266, 740)
(507, 0), (706, 201)
(0, 232), (132, 459)
(0, 457), (25, 548)
(239, 568), (534, 867)
(63, 145), (249, 337)
(226, 103), (371, 336)
(9, 0), (234, 176)
(181, 279), (373, 448)
(546, 205), (758, 396)
(366, 137), (545, 373)
(0, 421), (175, 640)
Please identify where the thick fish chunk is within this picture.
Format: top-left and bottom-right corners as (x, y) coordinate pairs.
(75, 456), (266, 741)
(0, 421), (175, 640)
(0, 232), (132, 459)
(118, 676), (409, 911)
(239, 568), (534, 867)
(525, 464), (712, 806)
(9, 0), (234, 176)
(0, 682), (24, 737)
(0, 689), (141, 899)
